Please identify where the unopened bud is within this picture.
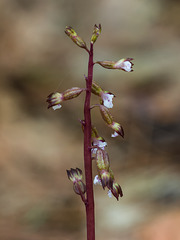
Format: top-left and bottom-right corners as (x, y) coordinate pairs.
(91, 24), (102, 44)
(63, 87), (83, 100)
(67, 168), (83, 182)
(96, 58), (134, 72)
(65, 26), (87, 49)
(67, 168), (86, 195)
(99, 105), (113, 125)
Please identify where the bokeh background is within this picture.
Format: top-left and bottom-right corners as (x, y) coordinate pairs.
(0, 0), (180, 239)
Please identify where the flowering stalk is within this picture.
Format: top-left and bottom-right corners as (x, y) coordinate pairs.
(84, 42), (95, 240)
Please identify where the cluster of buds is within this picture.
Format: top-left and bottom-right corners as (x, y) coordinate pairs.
(67, 168), (86, 200)
(94, 148), (123, 200)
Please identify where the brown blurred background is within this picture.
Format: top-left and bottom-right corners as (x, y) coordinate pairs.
(0, 0), (180, 239)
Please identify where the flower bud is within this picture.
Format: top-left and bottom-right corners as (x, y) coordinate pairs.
(46, 92), (63, 110)
(110, 121), (124, 138)
(67, 168), (83, 182)
(109, 182), (123, 200)
(67, 168), (86, 195)
(91, 24), (102, 44)
(65, 26), (87, 49)
(96, 58), (134, 72)
(63, 87), (83, 100)
(99, 105), (113, 125)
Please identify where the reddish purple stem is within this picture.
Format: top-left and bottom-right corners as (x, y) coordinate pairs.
(84, 43), (95, 240)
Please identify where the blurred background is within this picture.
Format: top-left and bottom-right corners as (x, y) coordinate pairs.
(0, 0), (180, 239)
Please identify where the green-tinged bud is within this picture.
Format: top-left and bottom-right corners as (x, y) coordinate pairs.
(96, 58), (134, 72)
(65, 26), (87, 49)
(109, 182), (123, 200)
(99, 170), (113, 189)
(99, 105), (113, 125)
(110, 121), (124, 138)
(96, 148), (110, 171)
(46, 92), (63, 110)
(91, 126), (99, 138)
(67, 168), (86, 195)
(63, 87), (83, 100)
(91, 81), (103, 96)
(91, 24), (102, 44)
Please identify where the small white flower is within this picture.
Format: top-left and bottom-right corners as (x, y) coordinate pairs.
(121, 61), (132, 72)
(101, 92), (114, 108)
(52, 104), (62, 110)
(114, 58), (133, 72)
(92, 139), (107, 154)
(111, 132), (119, 138)
(93, 175), (102, 185)
(107, 189), (112, 198)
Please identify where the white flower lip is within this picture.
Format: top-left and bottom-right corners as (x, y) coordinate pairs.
(102, 93), (114, 108)
(107, 189), (112, 198)
(111, 132), (119, 138)
(114, 59), (133, 72)
(93, 175), (102, 185)
(122, 61), (132, 72)
(91, 139), (107, 154)
(52, 104), (62, 110)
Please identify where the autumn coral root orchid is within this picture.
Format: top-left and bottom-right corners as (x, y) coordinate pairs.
(47, 24), (134, 240)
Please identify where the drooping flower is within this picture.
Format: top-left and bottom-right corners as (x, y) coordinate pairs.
(95, 58), (134, 72)
(109, 182), (123, 200)
(110, 121), (124, 138)
(47, 92), (63, 110)
(47, 87), (84, 110)
(91, 81), (115, 109)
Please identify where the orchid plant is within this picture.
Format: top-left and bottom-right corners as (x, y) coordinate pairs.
(47, 24), (134, 240)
